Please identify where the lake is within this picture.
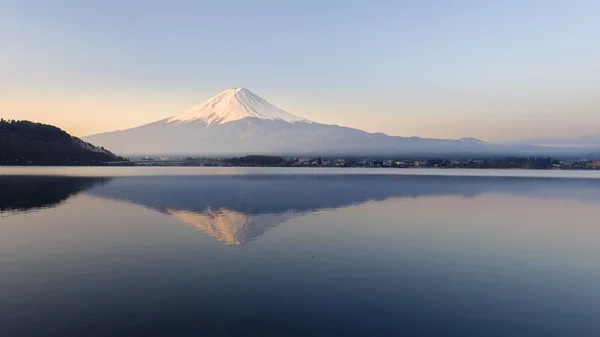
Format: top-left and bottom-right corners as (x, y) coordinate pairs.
(1, 167), (600, 336)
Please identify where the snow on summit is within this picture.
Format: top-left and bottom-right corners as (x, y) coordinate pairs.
(83, 87), (507, 156)
(168, 88), (311, 125)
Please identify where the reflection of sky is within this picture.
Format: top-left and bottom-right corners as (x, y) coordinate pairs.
(2, 176), (600, 336)
(340, 195), (600, 263)
(4, 184), (600, 262)
(3, 174), (600, 247)
(85, 175), (600, 212)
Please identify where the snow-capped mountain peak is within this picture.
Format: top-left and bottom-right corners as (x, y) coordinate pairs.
(168, 87), (311, 126)
(83, 88), (507, 156)
(459, 137), (485, 144)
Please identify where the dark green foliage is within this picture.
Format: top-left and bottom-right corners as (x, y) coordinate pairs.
(427, 159), (447, 167)
(0, 119), (126, 165)
(343, 158), (358, 167)
(504, 156), (554, 169)
(477, 156), (556, 169)
(227, 155), (286, 166)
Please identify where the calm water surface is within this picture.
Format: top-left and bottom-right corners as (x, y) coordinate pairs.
(1, 167), (600, 336)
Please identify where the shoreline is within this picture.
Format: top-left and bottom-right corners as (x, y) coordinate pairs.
(2, 166), (600, 180)
(1, 164), (597, 171)
(0, 164), (598, 171)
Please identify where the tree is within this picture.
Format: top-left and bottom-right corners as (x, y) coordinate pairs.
(0, 120), (123, 165)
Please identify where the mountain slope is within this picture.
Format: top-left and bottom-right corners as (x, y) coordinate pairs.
(0, 120), (126, 164)
(168, 87), (310, 125)
(83, 88), (482, 156)
(83, 88), (594, 157)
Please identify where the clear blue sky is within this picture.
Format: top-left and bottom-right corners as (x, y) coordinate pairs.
(1, 0), (599, 140)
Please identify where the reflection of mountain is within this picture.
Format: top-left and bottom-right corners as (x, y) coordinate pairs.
(86, 175), (600, 244)
(168, 208), (298, 245)
(0, 176), (109, 214)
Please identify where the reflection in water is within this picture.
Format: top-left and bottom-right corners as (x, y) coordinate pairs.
(0, 176), (108, 214)
(84, 175), (600, 245)
(2, 173), (600, 336)
(168, 208), (298, 245)
(4, 175), (600, 244)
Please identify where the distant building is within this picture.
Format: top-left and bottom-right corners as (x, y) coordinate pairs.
(588, 161), (600, 168)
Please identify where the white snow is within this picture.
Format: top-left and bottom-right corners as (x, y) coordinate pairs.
(168, 88), (311, 126)
(459, 137), (485, 144)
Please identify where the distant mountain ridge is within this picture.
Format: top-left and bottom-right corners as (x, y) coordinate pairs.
(0, 119), (125, 165)
(459, 138), (486, 144)
(509, 134), (600, 147)
(84, 88), (600, 158)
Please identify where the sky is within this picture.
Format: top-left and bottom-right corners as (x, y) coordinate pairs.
(1, 0), (599, 141)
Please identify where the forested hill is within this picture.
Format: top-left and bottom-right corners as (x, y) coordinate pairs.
(0, 119), (126, 165)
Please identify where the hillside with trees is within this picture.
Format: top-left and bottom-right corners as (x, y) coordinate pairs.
(0, 119), (126, 165)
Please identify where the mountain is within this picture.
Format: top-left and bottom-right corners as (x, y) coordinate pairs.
(167, 87), (310, 125)
(0, 119), (126, 165)
(459, 137), (486, 144)
(509, 134), (600, 148)
(83, 88), (598, 158)
(81, 88), (478, 156)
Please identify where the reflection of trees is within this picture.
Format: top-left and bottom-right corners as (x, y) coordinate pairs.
(0, 176), (109, 213)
